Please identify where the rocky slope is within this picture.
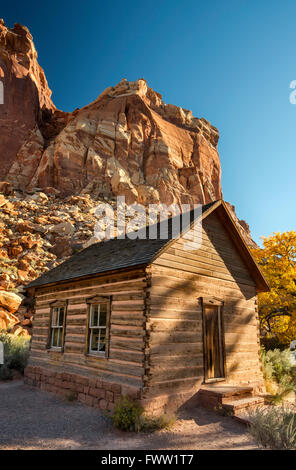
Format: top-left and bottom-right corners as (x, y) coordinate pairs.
(0, 189), (116, 334)
(0, 187), (255, 336)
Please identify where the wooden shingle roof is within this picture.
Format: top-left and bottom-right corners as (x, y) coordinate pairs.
(27, 200), (270, 292)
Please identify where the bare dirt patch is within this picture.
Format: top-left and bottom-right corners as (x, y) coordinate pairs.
(0, 380), (258, 450)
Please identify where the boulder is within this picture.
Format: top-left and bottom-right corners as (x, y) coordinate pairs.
(0, 291), (22, 313)
(49, 221), (75, 236)
(0, 182), (13, 196)
(0, 307), (20, 329)
(20, 318), (32, 327)
(0, 195), (7, 207)
(50, 236), (73, 258)
(10, 325), (30, 337)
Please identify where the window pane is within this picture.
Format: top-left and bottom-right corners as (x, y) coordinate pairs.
(57, 328), (62, 348)
(90, 328), (100, 351)
(52, 308), (58, 326)
(58, 308), (64, 326)
(51, 328), (59, 347)
(91, 305), (99, 327)
(98, 328), (106, 352)
(99, 304), (107, 327)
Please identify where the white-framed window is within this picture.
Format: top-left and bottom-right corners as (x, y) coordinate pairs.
(50, 306), (65, 349)
(88, 303), (108, 355)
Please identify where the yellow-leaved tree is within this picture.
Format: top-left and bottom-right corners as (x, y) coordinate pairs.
(252, 231), (296, 345)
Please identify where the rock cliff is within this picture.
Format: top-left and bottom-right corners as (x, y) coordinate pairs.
(0, 20), (221, 206)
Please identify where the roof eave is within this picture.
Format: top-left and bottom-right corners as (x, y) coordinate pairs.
(148, 198), (270, 293)
(25, 263), (148, 291)
(216, 201), (270, 293)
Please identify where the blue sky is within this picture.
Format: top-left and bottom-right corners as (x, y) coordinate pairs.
(2, 0), (296, 244)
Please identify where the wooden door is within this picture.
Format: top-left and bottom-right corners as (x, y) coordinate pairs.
(203, 305), (225, 381)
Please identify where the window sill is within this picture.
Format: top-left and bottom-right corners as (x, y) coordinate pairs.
(47, 347), (63, 352)
(86, 352), (107, 359)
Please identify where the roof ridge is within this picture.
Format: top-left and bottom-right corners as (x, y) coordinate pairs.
(26, 200), (221, 289)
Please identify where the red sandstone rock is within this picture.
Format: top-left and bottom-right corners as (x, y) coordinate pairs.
(0, 20), (58, 181)
(0, 290), (22, 313)
(0, 182), (13, 195)
(0, 20), (222, 207)
(10, 324), (30, 337)
(0, 307), (20, 329)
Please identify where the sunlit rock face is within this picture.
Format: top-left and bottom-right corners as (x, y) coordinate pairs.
(0, 19), (222, 206)
(0, 20), (56, 181)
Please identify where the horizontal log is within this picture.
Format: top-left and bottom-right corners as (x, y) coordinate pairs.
(148, 365), (204, 382)
(36, 277), (147, 301)
(112, 304), (144, 312)
(32, 327), (49, 336)
(149, 353), (203, 367)
(225, 342), (259, 353)
(149, 342), (203, 355)
(64, 342), (84, 353)
(30, 342), (47, 351)
(110, 327), (145, 338)
(147, 319), (202, 332)
(144, 376), (203, 398)
(166, 246), (252, 281)
(148, 295), (201, 309)
(109, 348), (144, 364)
(111, 317), (145, 327)
(153, 255), (255, 287)
(110, 336), (144, 352)
(148, 307), (201, 321)
(149, 267), (256, 298)
(149, 331), (202, 344)
(63, 326), (86, 335)
(112, 293), (145, 301)
(66, 317), (87, 326)
(65, 334), (86, 344)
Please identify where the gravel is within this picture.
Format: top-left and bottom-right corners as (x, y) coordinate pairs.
(0, 380), (258, 450)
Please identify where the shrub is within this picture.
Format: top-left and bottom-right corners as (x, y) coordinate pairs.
(261, 347), (293, 383)
(0, 331), (30, 378)
(110, 396), (176, 433)
(0, 363), (13, 380)
(261, 347), (295, 403)
(248, 405), (296, 450)
(138, 412), (176, 432)
(111, 396), (143, 431)
(261, 347), (294, 384)
(65, 391), (78, 402)
(269, 349), (293, 382)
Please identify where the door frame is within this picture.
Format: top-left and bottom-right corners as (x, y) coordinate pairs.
(199, 297), (226, 384)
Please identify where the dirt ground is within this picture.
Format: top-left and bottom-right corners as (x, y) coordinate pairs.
(0, 380), (259, 450)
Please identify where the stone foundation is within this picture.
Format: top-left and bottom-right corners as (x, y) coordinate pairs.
(24, 365), (137, 411)
(24, 365), (265, 415)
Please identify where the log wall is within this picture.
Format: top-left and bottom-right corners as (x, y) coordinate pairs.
(25, 210), (264, 413)
(143, 212), (264, 411)
(26, 268), (147, 402)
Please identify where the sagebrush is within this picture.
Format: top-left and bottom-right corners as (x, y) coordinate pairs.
(110, 396), (176, 432)
(261, 347), (295, 401)
(0, 331), (30, 380)
(248, 405), (296, 450)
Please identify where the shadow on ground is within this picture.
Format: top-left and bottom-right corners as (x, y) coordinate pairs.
(0, 380), (258, 450)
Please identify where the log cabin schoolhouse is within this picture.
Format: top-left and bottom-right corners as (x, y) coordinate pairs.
(24, 200), (269, 414)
